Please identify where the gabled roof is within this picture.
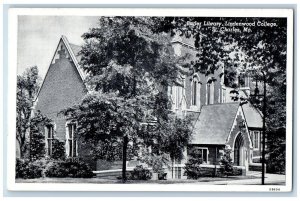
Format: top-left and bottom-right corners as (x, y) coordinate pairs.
(242, 103), (263, 128)
(35, 35), (86, 101)
(69, 43), (83, 63)
(191, 102), (240, 145)
(61, 36), (86, 80)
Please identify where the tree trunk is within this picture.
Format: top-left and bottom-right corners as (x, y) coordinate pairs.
(122, 135), (128, 183)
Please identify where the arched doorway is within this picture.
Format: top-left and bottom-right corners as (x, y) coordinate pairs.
(234, 133), (245, 166)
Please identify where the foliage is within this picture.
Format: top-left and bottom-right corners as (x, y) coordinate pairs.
(62, 16), (193, 173)
(129, 165), (152, 180)
(51, 139), (66, 160)
(16, 66), (41, 158)
(29, 131), (45, 161)
(141, 154), (169, 174)
(184, 149), (203, 179)
(15, 158), (45, 179)
(29, 111), (52, 160)
(45, 159), (95, 178)
(219, 148), (234, 177)
(267, 128), (286, 174)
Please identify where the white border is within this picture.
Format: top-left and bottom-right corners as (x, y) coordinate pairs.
(7, 8), (293, 192)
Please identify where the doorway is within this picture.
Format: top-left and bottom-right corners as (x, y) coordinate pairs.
(234, 133), (245, 166)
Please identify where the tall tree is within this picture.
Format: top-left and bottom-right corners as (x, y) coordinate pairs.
(16, 66), (41, 158)
(63, 17), (193, 181)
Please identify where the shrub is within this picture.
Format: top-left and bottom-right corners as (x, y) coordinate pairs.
(30, 132), (46, 160)
(15, 158), (45, 179)
(51, 139), (65, 160)
(45, 160), (68, 178)
(45, 159), (95, 178)
(219, 148), (234, 177)
(129, 165), (152, 180)
(184, 149), (203, 179)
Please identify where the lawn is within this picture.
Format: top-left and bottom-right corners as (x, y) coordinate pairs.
(16, 175), (258, 184)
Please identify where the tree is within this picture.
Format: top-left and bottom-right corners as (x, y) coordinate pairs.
(16, 66), (41, 158)
(63, 17), (193, 182)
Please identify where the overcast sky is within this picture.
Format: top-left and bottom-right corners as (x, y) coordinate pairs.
(17, 16), (99, 77)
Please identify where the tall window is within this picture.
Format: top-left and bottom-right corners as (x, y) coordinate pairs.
(192, 80), (197, 106)
(239, 74), (250, 88)
(174, 167), (182, 179)
(251, 131), (260, 149)
(67, 123), (77, 157)
(207, 81), (214, 105)
(173, 158), (182, 179)
(207, 84), (211, 104)
(45, 125), (54, 156)
(191, 76), (200, 107)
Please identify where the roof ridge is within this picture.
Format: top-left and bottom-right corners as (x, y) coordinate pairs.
(202, 102), (240, 107)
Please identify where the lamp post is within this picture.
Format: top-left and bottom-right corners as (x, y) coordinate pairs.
(250, 70), (266, 185)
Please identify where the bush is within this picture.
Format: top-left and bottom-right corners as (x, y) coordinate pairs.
(219, 148), (234, 177)
(15, 158), (46, 179)
(51, 139), (65, 160)
(45, 159), (95, 178)
(184, 149), (203, 179)
(129, 165), (152, 180)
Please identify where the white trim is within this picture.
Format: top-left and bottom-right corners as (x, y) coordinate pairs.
(226, 106), (253, 149)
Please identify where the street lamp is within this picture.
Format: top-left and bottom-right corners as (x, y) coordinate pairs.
(250, 70), (267, 185)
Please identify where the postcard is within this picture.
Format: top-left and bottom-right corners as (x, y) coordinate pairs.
(6, 8), (293, 192)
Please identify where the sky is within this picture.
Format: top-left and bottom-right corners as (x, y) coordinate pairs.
(17, 16), (99, 77)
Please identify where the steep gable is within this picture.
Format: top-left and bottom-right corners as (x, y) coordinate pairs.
(34, 36), (87, 137)
(191, 102), (240, 145)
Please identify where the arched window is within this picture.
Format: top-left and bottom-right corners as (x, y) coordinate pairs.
(191, 75), (201, 108)
(207, 79), (214, 105)
(192, 80), (197, 106)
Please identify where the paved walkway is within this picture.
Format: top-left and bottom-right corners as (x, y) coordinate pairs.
(206, 171), (286, 185)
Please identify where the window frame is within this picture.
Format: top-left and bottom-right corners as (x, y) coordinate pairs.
(66, 123), (77, 158)
(206, 80), (214, 105)
(45, 124), (54, 156)
(251, 130), (260, 150)
(194, 147), (209, 164)
(191, 75), (200, 108)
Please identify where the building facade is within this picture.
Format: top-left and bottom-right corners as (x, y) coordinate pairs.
(32, 35), (263, 177)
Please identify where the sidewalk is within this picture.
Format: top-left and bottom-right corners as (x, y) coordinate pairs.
(206, 171), (286, 185)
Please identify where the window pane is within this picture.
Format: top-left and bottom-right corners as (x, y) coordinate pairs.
(48, 139), (52, 155)
(73, 140), (77, 157)
(203, 149), (207, 162)
(193, 81), (197, 105)
(68, 124), (73, 139)
(207, 84), (210, 104)
(69, 139), (72, 157)
(47, 126), (53, 138)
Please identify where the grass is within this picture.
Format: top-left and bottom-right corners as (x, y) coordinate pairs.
(16, 175), (258, 184)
